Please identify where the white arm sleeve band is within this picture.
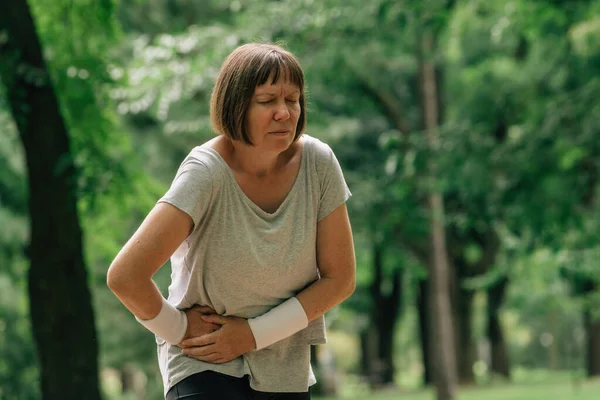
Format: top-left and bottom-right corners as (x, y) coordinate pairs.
(247, 297), (309, 350)
(135, 297), (188, 345)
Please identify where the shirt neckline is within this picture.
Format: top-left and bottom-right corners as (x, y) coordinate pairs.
(203, 138), (307, 217)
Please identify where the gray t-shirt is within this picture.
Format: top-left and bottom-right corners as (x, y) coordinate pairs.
(156, 134), (351, 394)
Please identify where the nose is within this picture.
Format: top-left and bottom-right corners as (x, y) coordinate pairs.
(274, 101), (290, 121)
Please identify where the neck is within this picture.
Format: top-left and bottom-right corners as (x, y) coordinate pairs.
(227, 139), (285, 178)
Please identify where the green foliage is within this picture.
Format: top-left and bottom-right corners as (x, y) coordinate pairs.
(316, 373), (600, 400)
(0, 92), (34, 400)
(29, 0), (137, 207)
(0, 257), (39, 400)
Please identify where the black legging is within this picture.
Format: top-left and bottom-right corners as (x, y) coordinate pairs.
(165, 371), (311, 400)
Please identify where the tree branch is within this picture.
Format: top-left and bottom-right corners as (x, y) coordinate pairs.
(346, 60), (412, 135)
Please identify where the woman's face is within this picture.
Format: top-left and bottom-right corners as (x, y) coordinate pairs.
(245, 77), (301, 152)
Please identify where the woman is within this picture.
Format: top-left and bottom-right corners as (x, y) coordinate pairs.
(107, 43), (356, 400)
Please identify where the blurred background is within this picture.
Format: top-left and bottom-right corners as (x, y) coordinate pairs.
(1, 0), (600, 399)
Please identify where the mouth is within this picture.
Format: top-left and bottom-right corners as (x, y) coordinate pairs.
(268, 130), (290, 135)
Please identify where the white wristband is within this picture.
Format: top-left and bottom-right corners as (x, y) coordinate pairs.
(135, 297), (188, 345)
(248, 297), (309, 350)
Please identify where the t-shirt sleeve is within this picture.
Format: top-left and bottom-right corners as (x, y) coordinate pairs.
(157, 154), (213, 229)
(316, 143), (352, 221)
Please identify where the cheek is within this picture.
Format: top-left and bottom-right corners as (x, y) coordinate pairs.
(248, 109), (272, 127)
(292, 105), (301, 119)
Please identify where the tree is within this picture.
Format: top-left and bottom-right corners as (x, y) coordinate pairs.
(366, 242), (403, 387)
(0, 0), (101, 398)
(419, 24), (458, 399)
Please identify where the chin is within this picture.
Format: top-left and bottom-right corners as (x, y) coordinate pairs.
(266, 133), (294, 149)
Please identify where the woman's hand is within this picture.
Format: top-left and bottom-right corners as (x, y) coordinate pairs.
(179, 315), (256, 364)
(178, 305), (220, 348)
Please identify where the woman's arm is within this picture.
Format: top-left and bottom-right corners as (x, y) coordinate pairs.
(108, 202), (220, 344)
(107, 202), (192, 319)
(297, 202), (356, 320)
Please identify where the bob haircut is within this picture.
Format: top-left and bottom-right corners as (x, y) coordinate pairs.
(210, 43), (306, 145)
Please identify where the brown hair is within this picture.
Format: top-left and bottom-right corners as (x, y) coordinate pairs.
(210, 43), (306, 145)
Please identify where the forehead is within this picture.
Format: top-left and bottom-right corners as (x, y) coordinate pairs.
(254, 79), (300, 94)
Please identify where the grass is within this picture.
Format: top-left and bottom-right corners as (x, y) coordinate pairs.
(314, 375), (600, 400)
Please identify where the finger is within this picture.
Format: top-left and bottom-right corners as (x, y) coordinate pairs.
(201, 322), (221, 332)
(199, 323), (220, 335)
(193, 322), (220, 334)
(182, 344), (217, 357)
(180, 332), (217, 348)
(201, 314), (226, 324)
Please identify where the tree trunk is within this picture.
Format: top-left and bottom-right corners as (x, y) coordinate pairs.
(420, 30), (458, 400)
(310, 345), (339, 396)
(548, 311), (559, 370)
(579, 157), (599, 377)
(568, 265), (598, 377)
(487, 277), (510, 378)
(369, 244), (402, 387)
(449, 230), (501, 385)
(376, 268), (401, 386)
(310, 346), (325, 395)
(0, 2), (101, 399)
(449, 254), (477, 385)
(455, 288), (476, 384)
(121, 364), (136, 393)
(417, 279), (433, 385)
(360, 329), (373, 378)
(584, 310), (600, 377)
